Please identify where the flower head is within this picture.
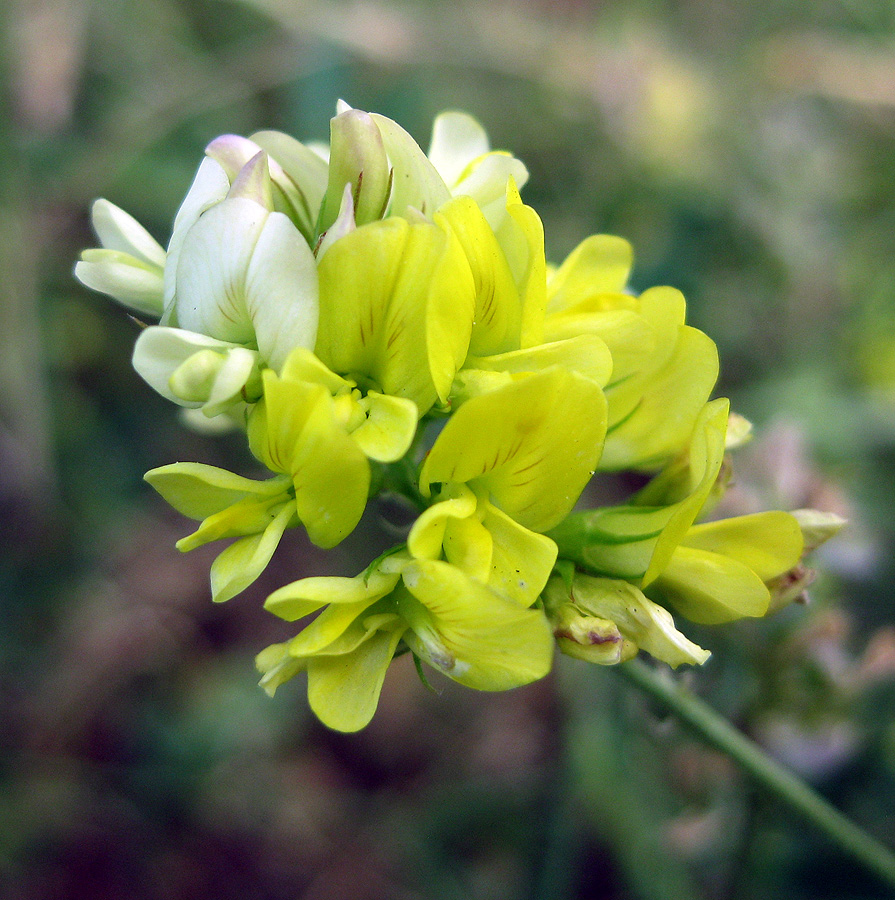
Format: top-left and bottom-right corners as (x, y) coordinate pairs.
(76, 104), (843, 732)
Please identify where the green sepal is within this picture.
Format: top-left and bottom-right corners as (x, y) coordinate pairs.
(543, 574), (710, 667)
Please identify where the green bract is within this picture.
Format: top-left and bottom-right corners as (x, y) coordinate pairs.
(76, 103), (843, 732)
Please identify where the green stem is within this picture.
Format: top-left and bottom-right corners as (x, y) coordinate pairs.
(617, 658), (895, 890)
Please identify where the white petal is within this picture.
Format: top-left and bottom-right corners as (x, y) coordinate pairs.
(90, 199), (166, 268)
(245, 211), (319, 370)
(453, 154), (529, 230)
(175, 197), (266, 345)
(428, 111), (490, 187)
(133, 325), (246, 406)
(203, 347), (261, 417)
(164, 157), (231, 309)
(175, 198), (318, 369)
(75, 251), (164, 317)
(205, 134), (265, 180)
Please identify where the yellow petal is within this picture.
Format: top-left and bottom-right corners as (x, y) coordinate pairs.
(256, 642), (307, 697)
(265, 567), (403, 622)
(175, 494), (295, 551)
(480, 502), (558, 606)
(315, 218), (409, 380)
(399, 559), (554, 691)
(209, 503), (294, 602)
(407, 484), (478, 561)
(286, 598), (391, 657)
(550, 398), (730, 587)
(315, 218), (475, 412)
(681, 512), (804, 582)
(462, 334), (613, 390)
(249, 370), (370, 548)
(602, 325), (719, 470)
(352, 391), (418, 463)
(543, 305), (654, 388)
(656, 545), (771, 624)
(307, 626), (407, 732)
(437, 196), (522, 356)
(144, 462), (289, 521)
(547, 234), (633, 313)
(421, 368), (607, 532)
(443, 514), (494, 584)
(496, 179), (547, 349)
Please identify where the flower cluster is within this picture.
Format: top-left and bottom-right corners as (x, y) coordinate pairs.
(76, 103), (843, 731)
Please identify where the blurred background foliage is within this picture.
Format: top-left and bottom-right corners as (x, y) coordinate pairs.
(2, 0), (895, 897)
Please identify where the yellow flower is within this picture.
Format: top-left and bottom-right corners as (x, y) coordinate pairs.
(651, 511), (805, 623)
(544, 234), (719, 470)
(258, 549), (553, 732)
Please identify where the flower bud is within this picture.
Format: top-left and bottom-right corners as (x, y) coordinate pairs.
(319, 108), (393, 232)
(792, 509), (848, 553)
(543, 573), (711, 668)
(550, 602), (633, 665)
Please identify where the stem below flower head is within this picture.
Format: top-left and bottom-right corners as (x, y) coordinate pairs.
(616, 658), (895, 890)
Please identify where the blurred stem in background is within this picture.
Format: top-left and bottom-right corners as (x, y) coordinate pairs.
(618, 658), (895, 892)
